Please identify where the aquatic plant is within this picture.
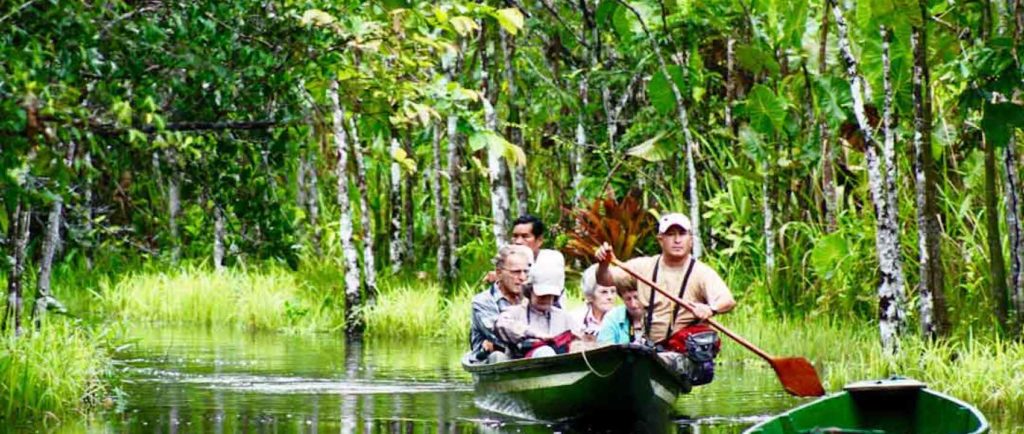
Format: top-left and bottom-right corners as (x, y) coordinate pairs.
(0, 320), (121, 425)
(96, 264), (345, 332)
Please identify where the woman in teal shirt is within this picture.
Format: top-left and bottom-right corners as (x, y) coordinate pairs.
(597, 286), (648, 345)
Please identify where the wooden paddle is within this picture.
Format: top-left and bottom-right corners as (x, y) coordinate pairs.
(609, 258), (826, 397)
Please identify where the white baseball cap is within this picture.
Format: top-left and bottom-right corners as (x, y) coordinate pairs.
(529, 253), (565, 297)
(657, 213), (692, 234)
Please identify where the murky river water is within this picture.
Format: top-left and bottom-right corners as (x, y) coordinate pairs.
(66, 326), (1011, 433)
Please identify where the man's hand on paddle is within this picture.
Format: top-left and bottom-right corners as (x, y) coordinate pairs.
(594, 242), (616, 264)
(687, 301), (715, 321)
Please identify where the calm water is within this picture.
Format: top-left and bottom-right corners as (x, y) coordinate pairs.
(54, 326), (1010, 433)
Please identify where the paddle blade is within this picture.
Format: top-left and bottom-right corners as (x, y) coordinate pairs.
(770, 357), (826, 397)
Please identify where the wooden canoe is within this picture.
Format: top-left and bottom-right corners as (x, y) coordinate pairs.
(743, 378), (989, 434)
(462, 343), (691, 423)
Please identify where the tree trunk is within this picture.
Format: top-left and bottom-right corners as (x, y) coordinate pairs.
(83, 150), (94, 270)
(818, 0), (839, 232)
(4, 202), (31, 336)
(166, 148), (182, 262)
(431, 122), (448, 282)
(329, 79), (363, 336)
(1005, 135), (1024, 331)
(985, 133), (1010, 331)
(402, 131), (415, 260)
(763, 160), (775, 282)
(832, 0), (907, 353)
(446, 111), (462, 284)
(34, 141), (76, 327)
(389, 135), (405, 272)
(305, 151), (322, 256)
(500, 29), (529, 217)
(483, 28), (510, 250)
(483, 97), (510, 249)
(725, 36), (736, 131)
(911, 18), (949, 339)
(573, 75), (587, 207)
(652, 39), (703, 258)
(348, 115), (377, 302)
(213, 201), (226, 271)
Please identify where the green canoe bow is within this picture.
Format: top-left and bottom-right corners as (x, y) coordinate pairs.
(462, 344), (691, 423)
(744, 378), (989, 434)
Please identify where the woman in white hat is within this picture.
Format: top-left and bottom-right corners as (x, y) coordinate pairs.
(494, 258), (581, 358)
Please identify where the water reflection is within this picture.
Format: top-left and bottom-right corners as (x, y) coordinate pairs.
(90, 326), (806, 434)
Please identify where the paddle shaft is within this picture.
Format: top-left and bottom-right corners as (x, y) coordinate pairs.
(610, 258), (774, 362)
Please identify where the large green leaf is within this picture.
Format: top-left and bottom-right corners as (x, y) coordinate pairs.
(493, 8), (524, 35)
(648, 65), (686, 116)
(626, 131), (670, 162)
(982, 102), (1024, 149)
(735, 44), (780, 78)
(811, 233), (850, 279)
(813, 76), (851, 128)
(468, 131), (526, 167)
(612, 1), (657, 39)
(740, 84), (788, 136)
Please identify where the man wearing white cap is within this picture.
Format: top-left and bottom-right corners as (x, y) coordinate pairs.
(594, 213), (735, 345)
(495, 258), (581, 358)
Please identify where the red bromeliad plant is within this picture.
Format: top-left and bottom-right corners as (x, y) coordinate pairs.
(563, 190), (655, 262)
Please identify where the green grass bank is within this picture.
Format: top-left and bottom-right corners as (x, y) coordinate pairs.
(0, 320), (122, 426)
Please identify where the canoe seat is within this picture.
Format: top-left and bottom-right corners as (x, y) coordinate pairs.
(800, 428), (886, 434)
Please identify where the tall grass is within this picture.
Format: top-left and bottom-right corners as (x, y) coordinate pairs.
(96, 263), (345, 332)
(714, 306), (1024, 424)
(0, 320), (121, 425)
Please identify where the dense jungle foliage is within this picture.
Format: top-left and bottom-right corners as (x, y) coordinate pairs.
(2, 0), (1023, 346)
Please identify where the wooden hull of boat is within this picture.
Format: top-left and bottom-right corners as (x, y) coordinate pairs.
(462, 344), (691, 422)
(743, 378), (989, 434)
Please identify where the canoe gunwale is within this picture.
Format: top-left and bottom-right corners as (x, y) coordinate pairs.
(742, 380), (990, 434)
(462, 343), (688, 389)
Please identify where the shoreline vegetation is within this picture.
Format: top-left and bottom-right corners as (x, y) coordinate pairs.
(3, 263), (1017, 429)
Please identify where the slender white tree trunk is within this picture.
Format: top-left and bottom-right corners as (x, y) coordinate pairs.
(166, 148), (182, 262)
(763, 160), (775, 280)
(603, 75), (640, 151)
(912, 18), (948, 339)
(725, 37), (736, 129)
(483, 95), (510, 249)
(213, 202), (226, 271)
(34, 141), (77, 326)
(431, 122), (448, 282)
(818, 1), (839, 232)
(348, 116), (377, 301)
(653, 44), (702, 258)
(5, 202), (30, 335)
(500, 29), (529, 216)
(82, 151), (94, 270)
(1006, 135), (1024, 329)
(329, 79), (363, 335)
(446, 112), (462, 282)
(305, 152), (322, 255)
(389, 136), (405, 272)
(402, 135), (414, 258)
(833, 0), (907, 353)
(573, 74), (587, 206)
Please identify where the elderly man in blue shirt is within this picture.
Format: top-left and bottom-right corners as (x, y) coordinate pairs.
(470, 244), (533, 363)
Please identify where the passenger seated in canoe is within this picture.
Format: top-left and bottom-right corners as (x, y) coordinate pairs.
(483, 214), (568, 307)
(572, 264), (618, 340)
(596, 280), (648, 345)
(594, 213), (736, 385)
(494, 259), (582, 358)
(469, 245), (534, 364)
